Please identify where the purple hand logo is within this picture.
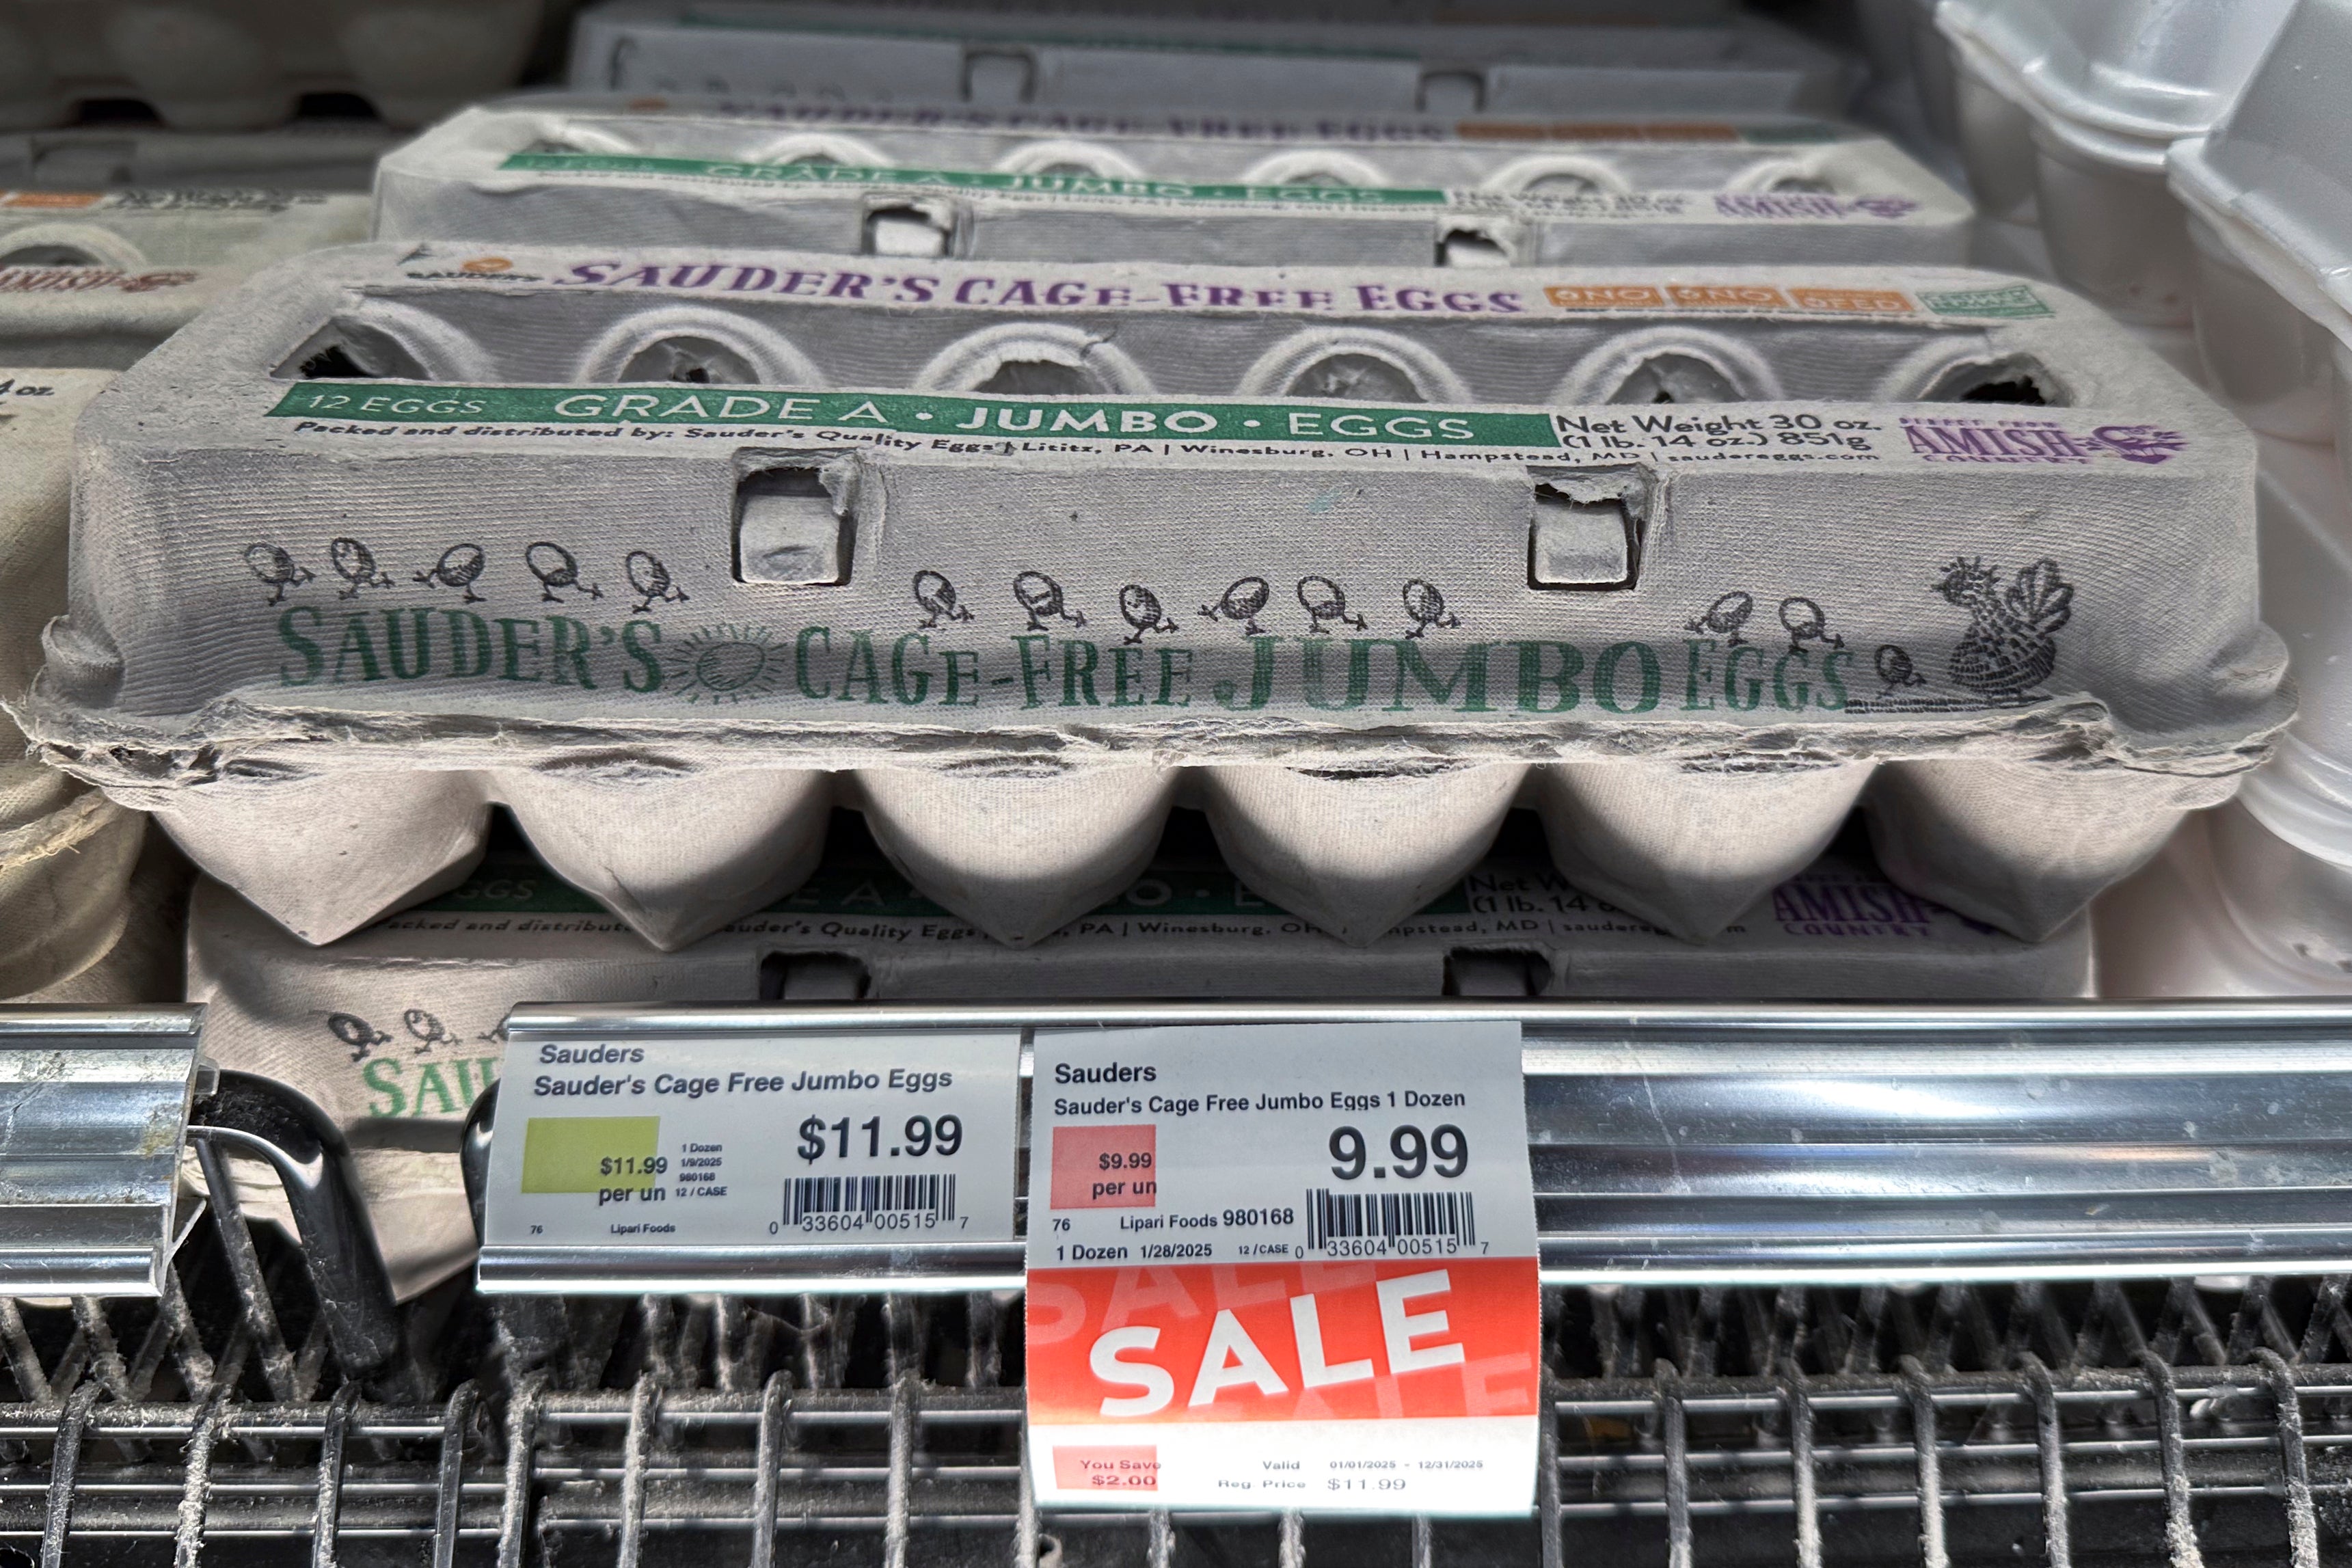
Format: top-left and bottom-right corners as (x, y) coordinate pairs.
(2085, 424), (2189, 464)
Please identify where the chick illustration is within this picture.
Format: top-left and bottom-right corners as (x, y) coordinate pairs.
(1297, 575), (1367, 634)
(329, 537), (393, 600)
(912, 569), (975, 630)
(327, 1012), (391, 1064)
(1875, 643), (1927, 697)
(244, 543), (312, 605)
(1013, 569), (1085, 631)
(625, 550), (690, 613)
(1118, 584), (1178, 645)
(1400, 578), (1459, 638)
(403, 1008), (455, 1053)
(526, 541), (604, 604)
(1778, 595), (1844, 655)
(414, 543), (487, 604)
(1200, 576), (1272, 635)
(1685, 590), (1755, 645)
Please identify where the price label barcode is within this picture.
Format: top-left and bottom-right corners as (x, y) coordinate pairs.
(1305, 1187), (1477, 1250)
(787, 1172), (959, 1224)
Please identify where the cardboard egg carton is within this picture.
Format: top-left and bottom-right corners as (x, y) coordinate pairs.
(0, 0), (548, 131)
(0, 124), (402, 193)
(0, 368), (146, 995)
(21, 243), (2288, 956)
(0, 187), (368, 366)
(568, 1), (1848, 118)
(375, 96), (1971, 269)
(189, 808), (2092, 1297)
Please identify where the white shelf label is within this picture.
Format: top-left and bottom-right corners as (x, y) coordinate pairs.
(1025, 1020), (1538, 1514)
(483, 1031), (1022, 1253)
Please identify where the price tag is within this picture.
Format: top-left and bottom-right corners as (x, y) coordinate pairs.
(481, 1030), (1021, 1273)
(1025, 1021), (1538, 1514)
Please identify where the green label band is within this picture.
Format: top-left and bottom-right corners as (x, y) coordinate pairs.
(266, 383), (1563, 448)
(499, 151), (1451, 206)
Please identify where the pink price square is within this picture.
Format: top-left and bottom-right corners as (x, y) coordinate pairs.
(1050, 1124), (1157, 1209)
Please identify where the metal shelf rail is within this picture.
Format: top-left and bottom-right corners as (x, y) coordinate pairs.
(14, 1001), (2352, 1563)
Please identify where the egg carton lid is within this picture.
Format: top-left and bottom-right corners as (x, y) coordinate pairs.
(487, 88), (1880, 150)
(2167, 1), (2352, 352)
(1934, 0), (2295, 170)
(26, 245), (2282, 784)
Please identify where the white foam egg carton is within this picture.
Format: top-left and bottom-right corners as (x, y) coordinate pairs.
(2166, 0), (2352, 459)
(19, 243), (2288, 957)
(0, 0), (548, 132)
(189, 811), (2092, 1297)
(1934, 0), (2295, 326)
(0, 123), (401, 193)
(568, 1), (1849, 118)
(0, 369), (146, 996)
(2094, 804), (2352, 999)
(375, 96), (1972, 269)
(0, 187), (368, 366)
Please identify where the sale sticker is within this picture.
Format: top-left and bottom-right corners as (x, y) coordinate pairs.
(481, 1030), (1020, 1263)
(1025, 1021), (1538, 1513)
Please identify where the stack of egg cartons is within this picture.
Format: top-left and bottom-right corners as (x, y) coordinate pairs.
(1930, 0), (2297, 366)
(2097, 0), (2352, 997)
(0, 6), (546, 1005)
(7, 0), (2294, 1284)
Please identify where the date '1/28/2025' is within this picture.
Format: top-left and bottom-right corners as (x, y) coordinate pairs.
(1329, 1125), (1468, 1182)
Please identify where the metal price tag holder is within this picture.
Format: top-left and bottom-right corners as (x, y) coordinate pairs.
(470, 999), (2352, 1293)
(0, 1005), (206, 1295)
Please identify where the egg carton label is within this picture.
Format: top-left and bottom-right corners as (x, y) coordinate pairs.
(1027, 1020), (1537, 1513)
(481, 1028), (1023, 1271)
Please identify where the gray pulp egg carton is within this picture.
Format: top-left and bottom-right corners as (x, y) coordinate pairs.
(0, 0), (548, 132)
(569, 2), (1848, 118)
(0, 189), (368, 368)
(0, 369), (146, 997)
(187, 811), (2090, 1297)
(0, 125), (403, 194)
(374, 97), (1972, 269)
(20, 242), (2289, 956)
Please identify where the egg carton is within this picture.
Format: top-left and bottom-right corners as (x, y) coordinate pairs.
(0, 0), (549, 132)
(189, 807), (2092, 1297)
(2166, 0), (2352, 460)
(0, 368), (146, 996)
(569, 1), (1849, 118)
(18, 243), (2288, 957)
(0, 188), (368, 367)
(1934, 0), (2295, 326)
(375, 96), (1971, 269)
(0, 123), (402, 193)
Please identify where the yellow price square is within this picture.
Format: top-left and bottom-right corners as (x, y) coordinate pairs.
(521, 1116), (660, 1193)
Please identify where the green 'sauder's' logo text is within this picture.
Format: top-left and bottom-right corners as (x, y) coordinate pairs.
(274, 609), (1858, 716)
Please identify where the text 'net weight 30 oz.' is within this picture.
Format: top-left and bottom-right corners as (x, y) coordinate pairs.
(1026, 1022), (1539, 1514)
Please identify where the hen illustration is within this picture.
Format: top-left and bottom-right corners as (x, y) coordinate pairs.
(1935, 556), (2074, 699)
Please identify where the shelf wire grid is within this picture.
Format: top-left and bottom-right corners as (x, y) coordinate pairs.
(8, 1175), (2352, 1565)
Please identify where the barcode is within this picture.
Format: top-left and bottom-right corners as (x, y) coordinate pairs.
(787, 1173), (957, 1224)
(1306, 1188), (1476, 1250)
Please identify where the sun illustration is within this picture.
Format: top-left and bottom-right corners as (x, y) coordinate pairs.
(665, 623), (785, 703)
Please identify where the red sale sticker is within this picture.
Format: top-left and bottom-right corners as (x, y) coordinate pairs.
(1027, 1022), (1537, 1513)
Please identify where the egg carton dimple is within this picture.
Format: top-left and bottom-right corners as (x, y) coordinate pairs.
(375, 97), (1972, 269)
(189, 811), (2092, 1297)
(0, 189), (368, 367)
(22, 243), (2288, 956)
(0, 0), (549, 132)
(569, 1), (1848, 118)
